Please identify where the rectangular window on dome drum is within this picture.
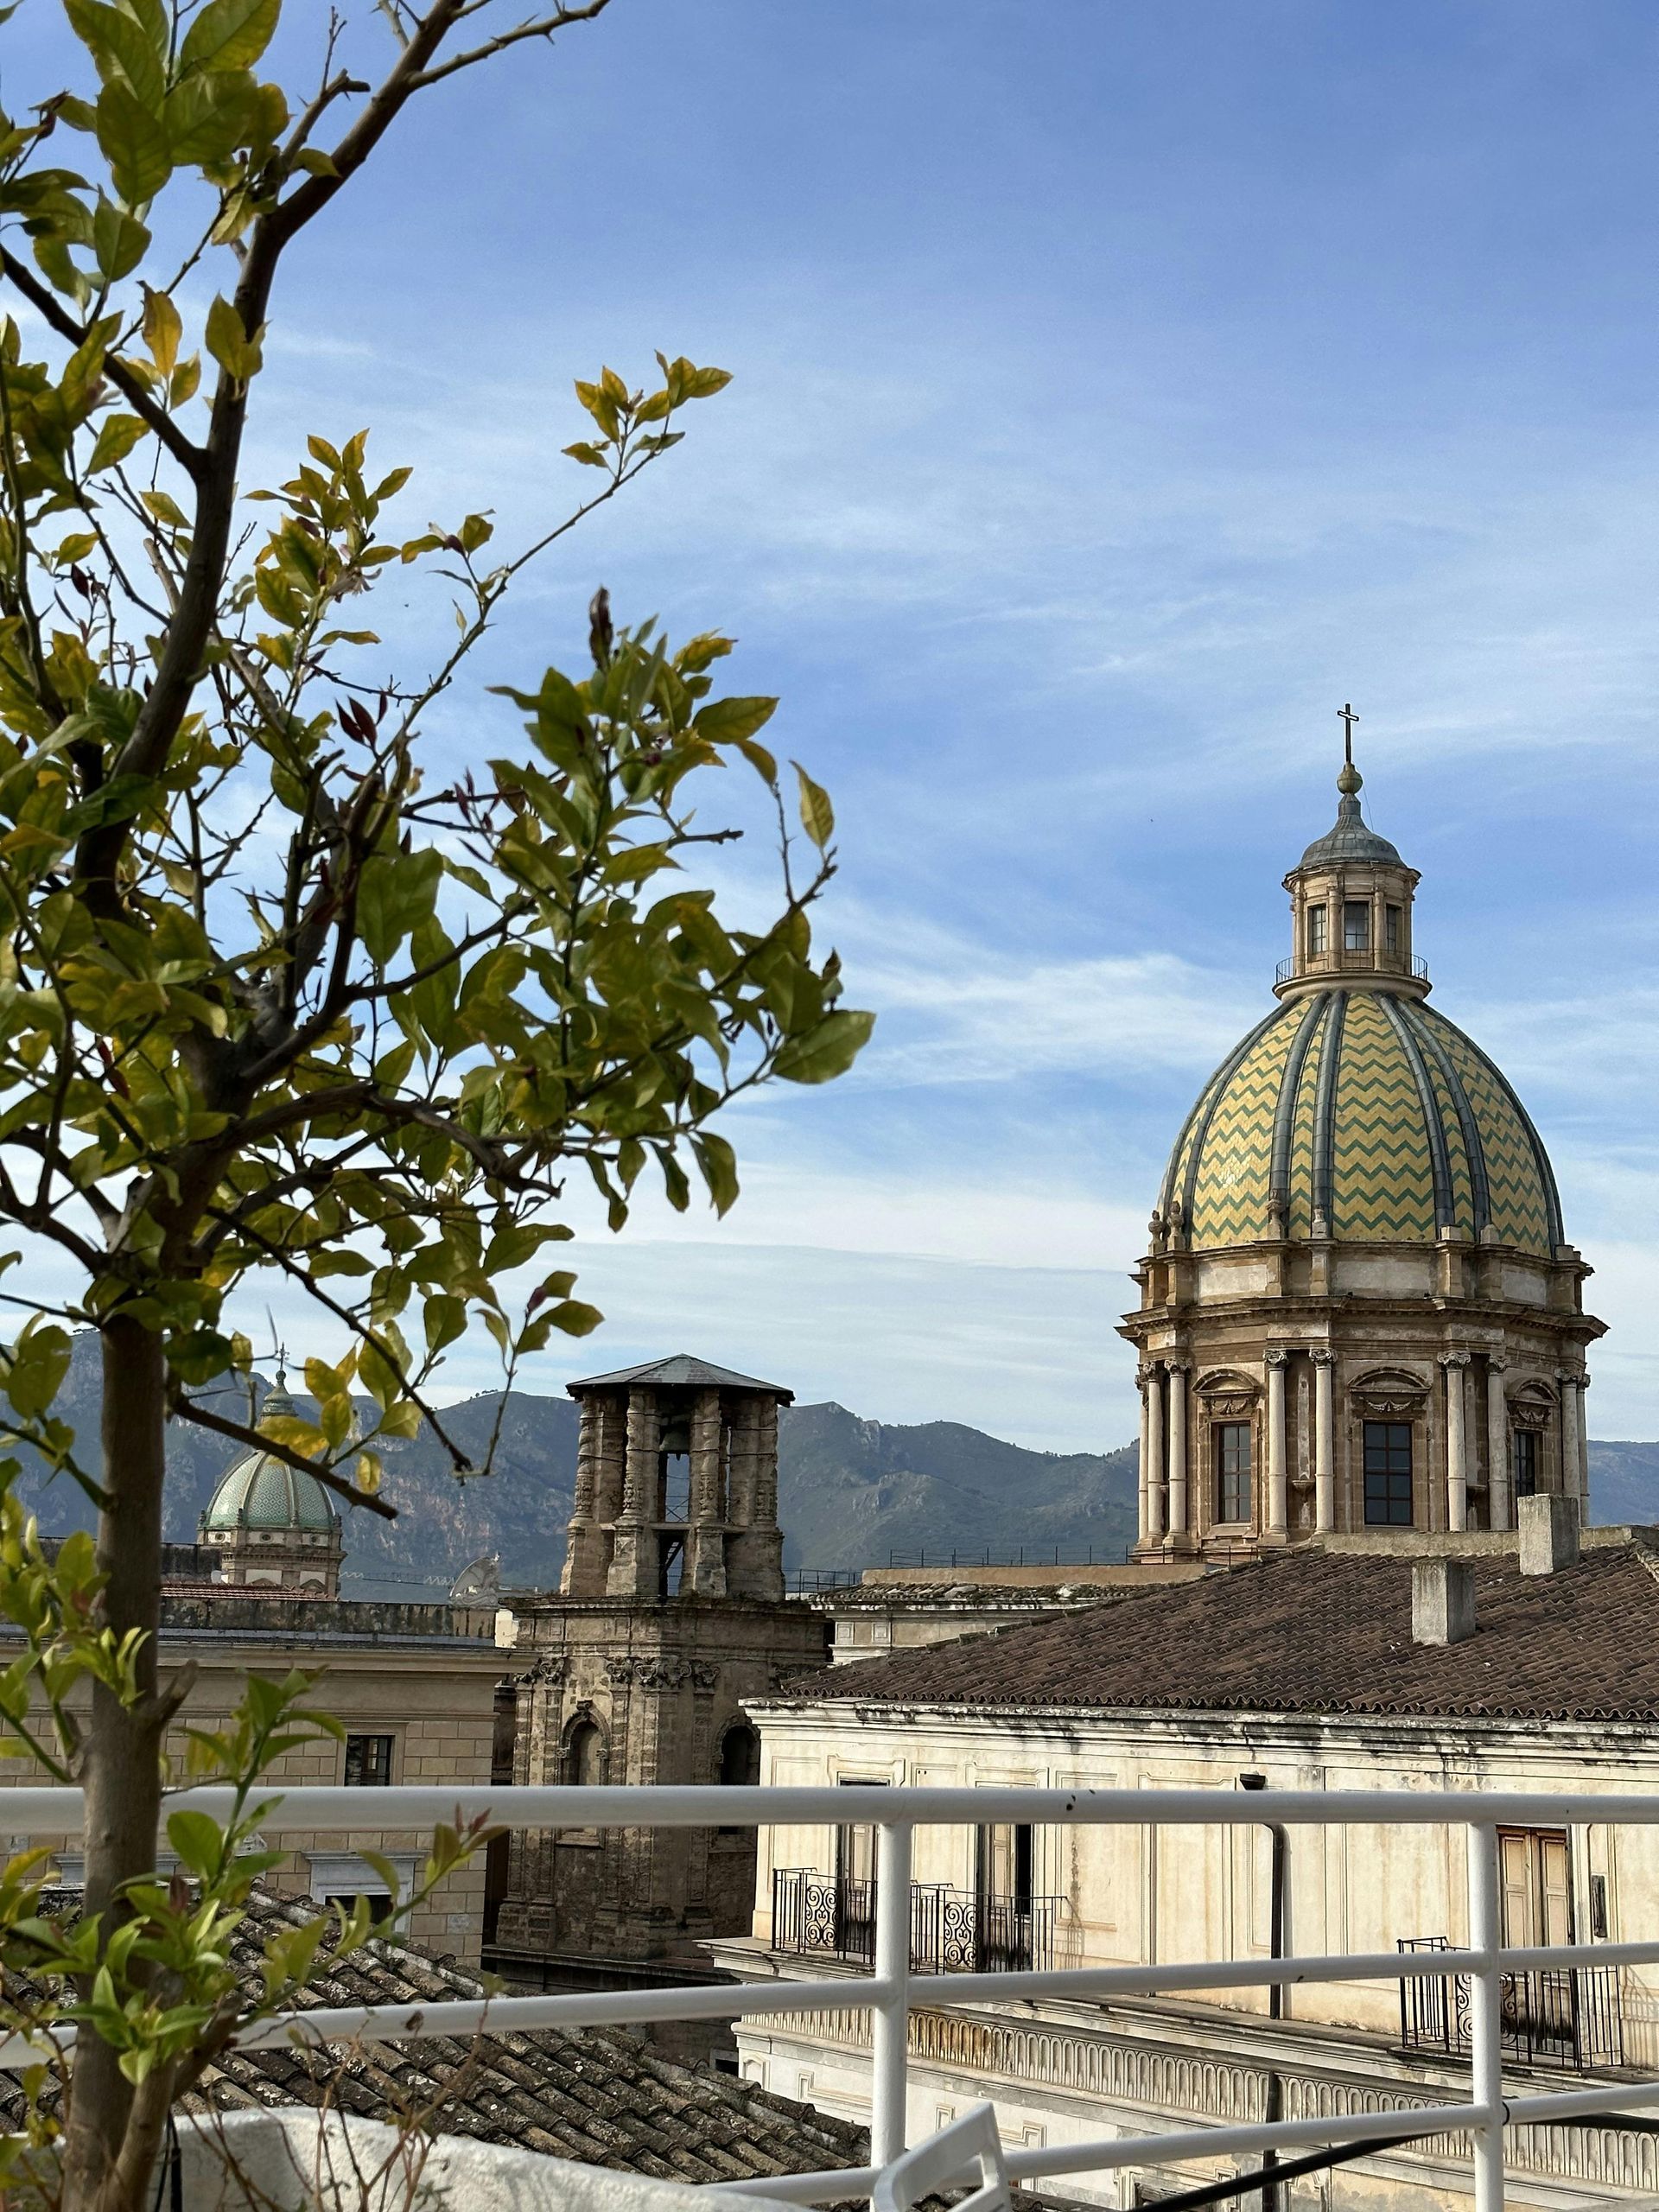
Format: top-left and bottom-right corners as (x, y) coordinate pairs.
(1344, 900), (1370, 952)
(1307, 905), (1328, 957)
(1214, 1421), (1251, 1522)
(1385, 904), (1402, 952)
(1363, 1421), (1413, 1525)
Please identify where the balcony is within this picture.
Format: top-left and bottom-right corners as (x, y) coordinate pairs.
(1399, 1935), (1625, 2070)
(772, 1866), (1065, 1974)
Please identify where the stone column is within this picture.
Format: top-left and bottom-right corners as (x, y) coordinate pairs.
(1166, 1361), (1189, 1538)
(1579, 1370), (1592, 1504)
(1313, 1351), (1336, 1532)
(683, 1388), (728, 1597)
(726, 1392), (785, 1599)
(561, 1397), (609, 1594)
(606, 1387), (660, 1599)
(1557, 1372), (1582, 1503)
(1136, 1368), (1152, 1544)
(1265, 1350), (1288, 1536)
(1486, 1357), (1511, 1531)
(1443, 1352), (1471, 1532)
(1146, 1366), (1166, 1541)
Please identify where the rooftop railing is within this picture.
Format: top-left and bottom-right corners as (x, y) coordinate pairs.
(3, 1782), (1659, 2209)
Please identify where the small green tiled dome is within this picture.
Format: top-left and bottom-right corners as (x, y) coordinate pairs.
(201, 1388), (338, 1533)
(1160, 990), (1563, 1259)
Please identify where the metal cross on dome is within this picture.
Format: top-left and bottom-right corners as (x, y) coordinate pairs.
(1338, 701), (1359, 766)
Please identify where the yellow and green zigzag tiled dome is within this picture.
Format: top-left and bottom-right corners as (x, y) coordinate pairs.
(1159, 990), (1564, 1258)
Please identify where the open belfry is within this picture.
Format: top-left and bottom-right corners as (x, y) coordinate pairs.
(1122, 721), (1605, 1554)
(493, 1356), (828, 1992)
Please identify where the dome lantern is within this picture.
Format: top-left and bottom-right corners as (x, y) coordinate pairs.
(1276, 710), (1426, 1001)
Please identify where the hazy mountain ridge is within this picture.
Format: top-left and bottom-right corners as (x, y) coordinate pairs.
(14, 1338), (1656, 1592)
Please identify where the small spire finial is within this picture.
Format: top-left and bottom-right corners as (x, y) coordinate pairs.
(1337, 702), (1362, 796)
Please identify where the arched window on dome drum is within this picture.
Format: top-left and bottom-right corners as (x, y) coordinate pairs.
(563, 1717), (607, 1789)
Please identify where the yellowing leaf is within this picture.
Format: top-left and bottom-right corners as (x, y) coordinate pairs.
(793, 761), (835, 850)
(179, 0), (279, 74)
(141, 284), (181, 375)
(204, 293), (262, 383)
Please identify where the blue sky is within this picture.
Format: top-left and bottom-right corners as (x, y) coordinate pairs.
(11, 2), (1659, 1448)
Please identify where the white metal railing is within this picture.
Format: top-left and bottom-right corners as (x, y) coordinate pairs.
(6, 1784), (1659, 2209)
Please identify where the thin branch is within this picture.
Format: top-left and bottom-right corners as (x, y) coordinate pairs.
(0, 250), (206, 486)
(407, 0), (615, 87)
(170, 1397), (397, 1522)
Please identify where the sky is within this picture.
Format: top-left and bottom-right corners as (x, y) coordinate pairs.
(7, 1), (1659, 1450)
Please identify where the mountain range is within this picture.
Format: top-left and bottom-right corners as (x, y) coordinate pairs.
(12, 1336), (1657, 1595)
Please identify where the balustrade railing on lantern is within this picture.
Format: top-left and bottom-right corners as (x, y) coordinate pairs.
(3, 1780), (1659, 2210)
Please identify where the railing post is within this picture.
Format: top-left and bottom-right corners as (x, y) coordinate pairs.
(871, 1821), (912, 2169)
(1467, 1821), (1507, 2212)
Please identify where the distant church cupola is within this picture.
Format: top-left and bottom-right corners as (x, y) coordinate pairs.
(1277, 707), (1424, 999)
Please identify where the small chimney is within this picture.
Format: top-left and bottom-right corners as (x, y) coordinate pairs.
(1518, 1493), (1580, 1576)
(1413, 1557), (1477, 1646)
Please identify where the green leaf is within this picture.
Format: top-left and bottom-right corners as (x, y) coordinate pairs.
(65, 0), (166, 111)
(204, 293), (262, 382)
(694, 696), (777, 748)
(91, 193), (149, 282)
(165, 1808), (224, 1878)
(179, 0), (279, 73)
(164, 71), (262, 166)
(94, 79), (172, 206)
(86, 411), (149, 474)
(793, 761), (835, 850)
(357, 848), (442, 966)
(772, 1009), (875, 1085)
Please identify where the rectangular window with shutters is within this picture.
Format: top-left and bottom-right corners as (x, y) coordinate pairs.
(1213, 1421), (1251, 1522)
(1514, 1427), (1539, 1499)
(1363, 1421), (1413, 1525)
(344, 1733), (395, 1788)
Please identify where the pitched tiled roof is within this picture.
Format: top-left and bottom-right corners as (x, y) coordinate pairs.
(568, 1355), (791, 1402)
(766, 1543), (1659, 1725)
(0, 1891), (865, 2190)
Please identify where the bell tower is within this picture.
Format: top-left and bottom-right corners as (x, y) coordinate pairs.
(493, 1357), (827, 2028)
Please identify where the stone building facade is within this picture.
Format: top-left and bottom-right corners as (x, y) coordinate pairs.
(723, 1517), (1659, 2211)
(1122, 753), (1604, 1557)
(10, 1591), (501, 1959)
(493, 1356), (829, 1989)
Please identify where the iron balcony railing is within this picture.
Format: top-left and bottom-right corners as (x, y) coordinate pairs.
(772, 1867), (1062, 1974)
(1274, 951), (1430, 985)
(1399, 1934), (1625, 2071)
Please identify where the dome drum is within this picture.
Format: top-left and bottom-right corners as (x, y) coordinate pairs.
(1120, 749), (1603, 1564)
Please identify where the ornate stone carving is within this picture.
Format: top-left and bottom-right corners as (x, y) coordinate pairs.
(1264, 1348), (1290, 1370)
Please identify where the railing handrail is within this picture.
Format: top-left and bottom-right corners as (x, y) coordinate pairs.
(10, 1781), (1659, 2207)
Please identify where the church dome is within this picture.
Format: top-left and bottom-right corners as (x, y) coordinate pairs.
(1160, 967), (1563, 1258)
(201, 1385), (339, 1534)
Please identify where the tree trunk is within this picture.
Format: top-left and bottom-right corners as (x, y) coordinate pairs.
(60, 1312), (170, 2212)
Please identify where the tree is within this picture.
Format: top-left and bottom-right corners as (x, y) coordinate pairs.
(0, 4), (872, 2205)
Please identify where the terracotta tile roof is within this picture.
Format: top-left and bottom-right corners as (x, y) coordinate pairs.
(766, 1542), (1659, 1724)
(0, 1891), (867, 2189)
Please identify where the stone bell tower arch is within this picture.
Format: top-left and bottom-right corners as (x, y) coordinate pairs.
(492, 1357), (826, 2021)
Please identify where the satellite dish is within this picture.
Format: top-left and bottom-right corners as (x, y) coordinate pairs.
(449, 1554), (500, 1600)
